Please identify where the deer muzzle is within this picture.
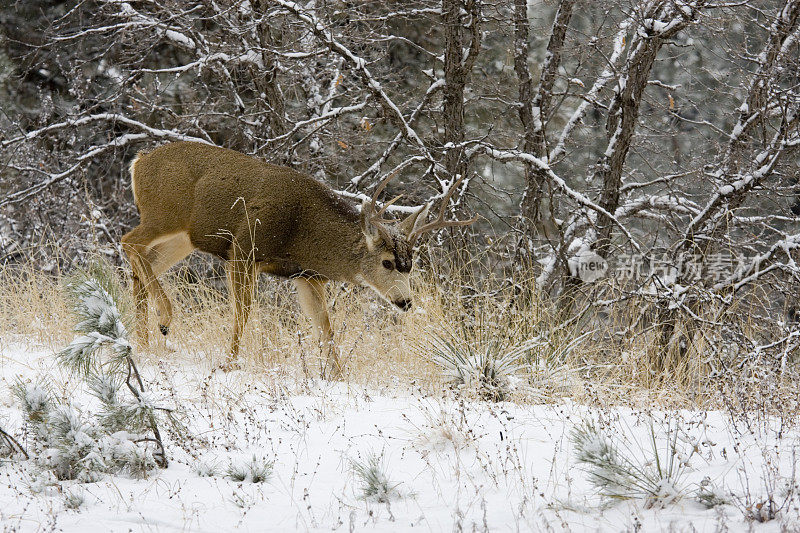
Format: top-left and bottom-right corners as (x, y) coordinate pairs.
(394, 298), (412, 312)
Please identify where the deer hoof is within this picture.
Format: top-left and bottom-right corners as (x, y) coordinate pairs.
(159, 324), (169, 336)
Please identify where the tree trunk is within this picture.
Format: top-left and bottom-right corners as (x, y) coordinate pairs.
(442, 0), (467, 180)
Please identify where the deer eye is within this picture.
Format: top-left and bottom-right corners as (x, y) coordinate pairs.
(382, 259), (394, 270)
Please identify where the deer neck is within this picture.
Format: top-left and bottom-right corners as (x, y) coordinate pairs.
(290, 197), (368, 283)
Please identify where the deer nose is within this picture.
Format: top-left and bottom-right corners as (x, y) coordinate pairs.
(394, 298), (412, 312)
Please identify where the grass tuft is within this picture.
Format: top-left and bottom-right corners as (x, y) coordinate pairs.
(351, 452), (400, 502)
(227, 454), (274, 483)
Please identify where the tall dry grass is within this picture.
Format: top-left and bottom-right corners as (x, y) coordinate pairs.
(1, 248), (799, 413)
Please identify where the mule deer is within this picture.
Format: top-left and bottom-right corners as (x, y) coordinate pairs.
(121, 141), (475, 375)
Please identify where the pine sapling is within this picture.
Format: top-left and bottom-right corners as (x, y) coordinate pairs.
(11, 263), (177, 482)
(57, 268), (169, 468)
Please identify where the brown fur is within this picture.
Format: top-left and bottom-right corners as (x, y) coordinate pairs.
(121, 141), (429, 376)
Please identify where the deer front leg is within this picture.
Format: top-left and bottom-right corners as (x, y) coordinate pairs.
(224, 254), (256, 371)
(293, 277), (339, 379)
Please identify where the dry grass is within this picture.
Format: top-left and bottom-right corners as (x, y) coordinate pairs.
(0, 260), (74, 350)
(1, 250), (799, 413)
(0, 253), (445, 389)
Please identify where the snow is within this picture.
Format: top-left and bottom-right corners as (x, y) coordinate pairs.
(164, 29), (196, 50)
(2, 339), (800, 531)
(716, 184), (735, 196)
(568, 248), (608, 282)
(677, 1), (695, 18)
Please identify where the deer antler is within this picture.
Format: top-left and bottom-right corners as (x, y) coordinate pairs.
(409, 175), (478, 242)
(365, 171), (401, 225)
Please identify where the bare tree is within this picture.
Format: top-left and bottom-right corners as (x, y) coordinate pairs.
(1, 0), (799, 367)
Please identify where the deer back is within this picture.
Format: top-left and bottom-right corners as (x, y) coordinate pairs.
(131, 142), (364, 279)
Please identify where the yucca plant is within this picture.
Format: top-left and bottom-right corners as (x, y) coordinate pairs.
(571, 415), (697, 508)
(422, 324), (541, 401)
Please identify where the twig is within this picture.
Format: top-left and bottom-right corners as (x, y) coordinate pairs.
(124, 353), (168, 468)
(0, 426), (28, 460)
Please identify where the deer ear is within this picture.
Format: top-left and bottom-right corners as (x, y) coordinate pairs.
(399, 202), (431, 239)
(360, 198), (379, 250)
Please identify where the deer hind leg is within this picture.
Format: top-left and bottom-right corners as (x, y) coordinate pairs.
(122, 227), (190, 345)
(224, 253), (257, 370)
(122, 226), (158, 346)
(294, 277), (339, 379)
(149, 232), (194, 278)
(147, 233), (194, 346)
(123, 240), (150, 346)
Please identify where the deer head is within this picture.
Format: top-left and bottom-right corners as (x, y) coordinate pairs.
(357, 173), (477, 312)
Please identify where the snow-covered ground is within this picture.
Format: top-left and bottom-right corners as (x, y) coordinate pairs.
(1, 338), (799, 532)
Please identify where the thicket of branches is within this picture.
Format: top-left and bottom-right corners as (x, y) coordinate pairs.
(1, 0), (799, 364)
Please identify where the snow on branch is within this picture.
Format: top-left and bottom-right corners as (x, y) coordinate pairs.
(549, 20), (630, 164)
(720, 0), (800, 163)
(614, 194), (700, 219)
(0, 115), (211, 208)
(591, 0), (706, 254)
(273, 0), (432, 159)
(473, 145), (642, 251)
(351, 79), (445, 187)
(1, 113), (210, 149)
(684, 109), (799, 243)
(255, 100), (369, 152)
(714, 232), (800, 293)
(338, 156), (438, 215)
(115, 2), (199, 52)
